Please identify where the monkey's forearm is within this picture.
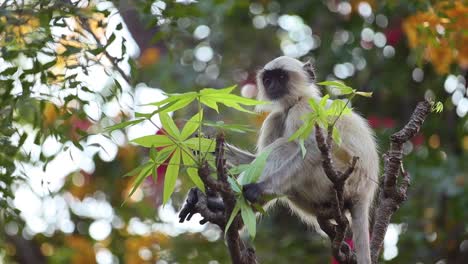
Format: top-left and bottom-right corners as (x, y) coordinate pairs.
(225, 143), (256, 166)
(255, 138), (306, 195)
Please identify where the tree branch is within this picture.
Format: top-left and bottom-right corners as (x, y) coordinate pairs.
(370, 100), (432, 263)
(315, 124), (358, 264)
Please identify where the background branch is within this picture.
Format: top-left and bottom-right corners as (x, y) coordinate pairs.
(370, 100), (432, 263)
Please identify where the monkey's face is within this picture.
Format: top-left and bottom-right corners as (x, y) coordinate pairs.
(261, 69), (290, 100)
(256, 56), (319, 109)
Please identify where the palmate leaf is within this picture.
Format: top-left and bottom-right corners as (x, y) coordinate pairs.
(227, 176), (242, 193)
(203, 121), (256, 133)
(124, 162), (154, 204)
(181, 150), (205, 192)
(163, 148), (181, 204)
(238, 149), (272, 185)
(317, 80), (354, 95)
(145, 92), (198, 114)
(240, 199), (257, 239)
(327, 99), (352, 117)
(198, 86), (267, 113)
(225, 200), (241, 236)
(183, 137), (216, 152)
(143, 85), (267, 117)
(160, 112), (181, 139)
(132, 135), (173, 148)
(180, 110), (203, 140)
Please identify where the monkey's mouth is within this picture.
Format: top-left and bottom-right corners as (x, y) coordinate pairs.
(266, 86), (288, 100)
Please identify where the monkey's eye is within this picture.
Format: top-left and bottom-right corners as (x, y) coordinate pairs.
(263, 78), (271, 86)
(279, 73), (285, 79)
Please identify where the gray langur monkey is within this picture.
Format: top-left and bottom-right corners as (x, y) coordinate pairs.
(225, 56), (379, 264)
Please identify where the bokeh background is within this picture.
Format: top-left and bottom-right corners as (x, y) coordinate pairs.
(0, 0), (467, 263)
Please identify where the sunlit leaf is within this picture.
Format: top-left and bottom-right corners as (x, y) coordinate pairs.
(355, 91), (373, 97)
(160, 112), (180, 139)
(163, 148), (181, 204)
(203, 121), (256, 133)
(332, 126), (342, 145)
(317, 80), (354, 95)
(127, 162), (154, 198)
(132, 135), (173, 147)
(180, 110), (203, 140)
(200, 97), (219, 112)
(183, 137), (216, 152)
(154, 146), (176, 164)
(182, 151), (205, 192)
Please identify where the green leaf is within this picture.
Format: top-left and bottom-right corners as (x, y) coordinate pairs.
(127, 163), (154, 198)
(320, 94), (330, 107)
(104, 119), (145, 132)
(182, 151), (205, 192)
(355, 91), (373, 97)
(228, 164), (251, 175)
(180, 110), (203, 140)
(132, 135), (173, 147)
(240, 200), (257, 239)
(157, 97), (196, 114)
(317, 80), (354, 95)
(154, 146), (176, 164)
(227, 176), (242, 193)
(163, 148), (181, 204)
(239, 149), (272, 185)
(203, 121), (256, 133)
(332, 127), (342, 145)
(183, 137), (216, 152)
(200, 97), (219, 112)
(327, 99), (351, 117)
(160, 112), (180, 139)
(225, 201), (241, 236)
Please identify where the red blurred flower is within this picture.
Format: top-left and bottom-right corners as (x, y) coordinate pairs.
(367, 115), (380, 128)
(381, 117), (396, 128)
(411, 133), (425, 146)
(385, 23), (403, 46)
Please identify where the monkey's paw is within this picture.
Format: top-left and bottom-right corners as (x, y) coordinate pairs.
(242, 183), (262, 204)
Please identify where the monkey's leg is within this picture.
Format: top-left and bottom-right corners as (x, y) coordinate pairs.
(351, 199), (371, 264)
(225, 143), (256, 166)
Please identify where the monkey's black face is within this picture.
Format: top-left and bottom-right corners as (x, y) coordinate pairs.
(262, 69), (289, 100)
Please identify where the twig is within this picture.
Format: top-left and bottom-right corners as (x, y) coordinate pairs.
(370, 100), (432, 263)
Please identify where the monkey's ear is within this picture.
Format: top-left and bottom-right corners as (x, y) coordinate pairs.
(303, 60), (316, 82)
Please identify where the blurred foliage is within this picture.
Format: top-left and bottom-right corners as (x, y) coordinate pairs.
(0, 0), (467, 263)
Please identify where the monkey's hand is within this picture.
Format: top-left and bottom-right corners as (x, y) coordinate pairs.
(179, 188), (226, 225)
(178, 188), (200, 223)
(242, 183), (264, 204)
